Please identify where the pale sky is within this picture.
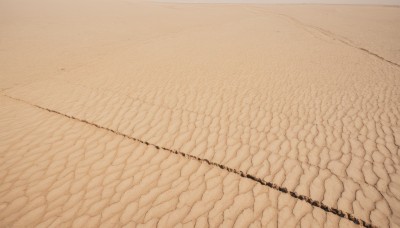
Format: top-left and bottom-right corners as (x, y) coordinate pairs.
(154, 0), (400, 4)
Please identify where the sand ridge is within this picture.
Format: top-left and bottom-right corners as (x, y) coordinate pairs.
(4, 94), (375, 227)
(0, 96), (360, 227)
(1, 0), (400, 227)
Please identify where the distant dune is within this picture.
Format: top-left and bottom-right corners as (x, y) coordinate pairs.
(152, 0), (400, 5)
(0, 0), (399, 227)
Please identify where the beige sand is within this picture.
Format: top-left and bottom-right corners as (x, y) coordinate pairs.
(1, 0), (399, 227)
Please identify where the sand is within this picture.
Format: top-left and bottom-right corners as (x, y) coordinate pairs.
(0, 0), (399, 227)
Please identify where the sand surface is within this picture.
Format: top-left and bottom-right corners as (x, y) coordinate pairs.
(1, 0), (400, 227)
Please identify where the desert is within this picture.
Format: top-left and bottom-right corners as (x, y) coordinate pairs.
(0, 0), (399, 227)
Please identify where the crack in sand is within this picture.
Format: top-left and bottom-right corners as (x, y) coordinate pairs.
(248, 6), (400, 69)
(278, 12), (400, 69)
(3, 94), (376, 228)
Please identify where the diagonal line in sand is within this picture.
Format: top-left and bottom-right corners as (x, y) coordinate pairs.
(247, 6), (400, 69)
(278, 13), (400, 68)
(2, 94), (376, 228)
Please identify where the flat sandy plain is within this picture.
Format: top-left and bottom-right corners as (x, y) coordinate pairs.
(1, 0), (400, 227)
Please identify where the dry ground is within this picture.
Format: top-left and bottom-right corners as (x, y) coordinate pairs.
(0, 0), (399, 227)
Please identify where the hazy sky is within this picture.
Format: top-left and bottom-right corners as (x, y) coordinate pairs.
(154, 0), (400, 4)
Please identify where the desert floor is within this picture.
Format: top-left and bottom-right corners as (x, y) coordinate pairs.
(0, 0), (399, 227)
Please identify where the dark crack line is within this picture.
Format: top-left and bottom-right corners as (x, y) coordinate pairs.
(3, 94), (375, 228)
(250, 6), (400, 69)
(280, 12), (400, 69)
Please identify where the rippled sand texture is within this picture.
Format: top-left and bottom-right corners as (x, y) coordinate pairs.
(1, 1), (400, 227)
